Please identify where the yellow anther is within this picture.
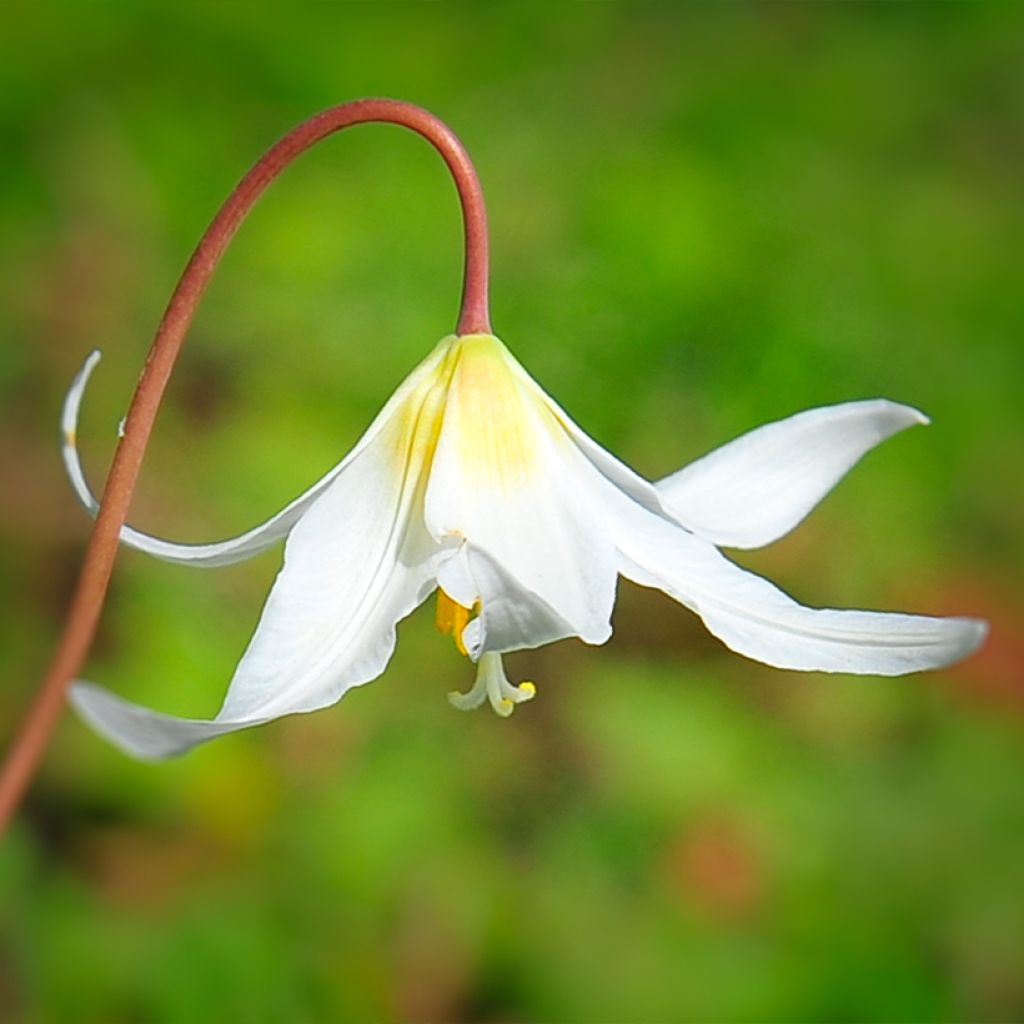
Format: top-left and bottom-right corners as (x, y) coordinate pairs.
(519, 681), (536, 696)
(435, 589), (476, 657)
(435, 588), (459, 633)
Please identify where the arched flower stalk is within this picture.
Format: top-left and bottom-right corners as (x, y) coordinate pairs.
(1, 101), (986, 824)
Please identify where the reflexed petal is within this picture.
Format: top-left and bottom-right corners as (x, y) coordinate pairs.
(425, 335), (617, 651)
(68, 344), (458, 759)
(655, 400), (929, 549)
(60, 341), (456, 567)
(70, 682), (277, 761)
(605, 490), (986, 675)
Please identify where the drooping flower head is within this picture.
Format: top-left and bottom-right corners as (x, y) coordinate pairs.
(64, 331), (985, 759)
(0, 97), (974, 774)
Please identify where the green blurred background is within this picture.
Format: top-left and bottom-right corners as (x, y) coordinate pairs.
(2, 4), (1022, 1022)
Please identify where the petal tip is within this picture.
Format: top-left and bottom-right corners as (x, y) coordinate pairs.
(906, 404), (930, 427)
(873, 398), (930, 429)
(958, 616), (989, 654)
(69, 681), (194, 762)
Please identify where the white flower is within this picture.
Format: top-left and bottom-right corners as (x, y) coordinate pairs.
(62, 334), (986, 760)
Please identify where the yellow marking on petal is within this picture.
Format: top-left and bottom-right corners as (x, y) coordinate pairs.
(385, 335), (462, 477)
(518, 681), (536, 697)
(443, 334), (543, 490)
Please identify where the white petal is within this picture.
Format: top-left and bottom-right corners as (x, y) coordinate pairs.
(607, 492), (986, 675)
(511, 365), (668, 518)
(424, 335), (617, 651)
(68, 342), (458, 759)
(437, 544), (577, 658)
(69, 681), (277, 762)
(60, 342), (455, 567)
(655, 400), (929, 549)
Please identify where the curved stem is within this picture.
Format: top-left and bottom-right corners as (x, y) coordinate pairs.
(0, 98), (492, 834)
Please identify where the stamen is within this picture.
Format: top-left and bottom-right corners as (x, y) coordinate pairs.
(447, 653), (536, 717)
(435, 589), (472, 656)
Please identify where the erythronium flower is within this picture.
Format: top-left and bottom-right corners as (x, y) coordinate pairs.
(63, 332), (986, 760)
(9, 102), (986, 837)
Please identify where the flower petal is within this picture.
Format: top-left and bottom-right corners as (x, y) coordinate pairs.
(607, 493), (986, 675)
(69, 681), (275, 761)
(437, 544), (577, 658)
(68, 342), (458, 759)
(655, 400), (929, 549)
(60, 342), (455, 567)
(424, 335), (617, 650)
(512, 366), (668, 518)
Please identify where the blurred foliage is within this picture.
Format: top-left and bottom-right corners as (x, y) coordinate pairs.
(1, 3), (1023, 1022)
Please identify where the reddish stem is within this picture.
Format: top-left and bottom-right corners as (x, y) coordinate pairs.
(0, 99), (491, 834)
